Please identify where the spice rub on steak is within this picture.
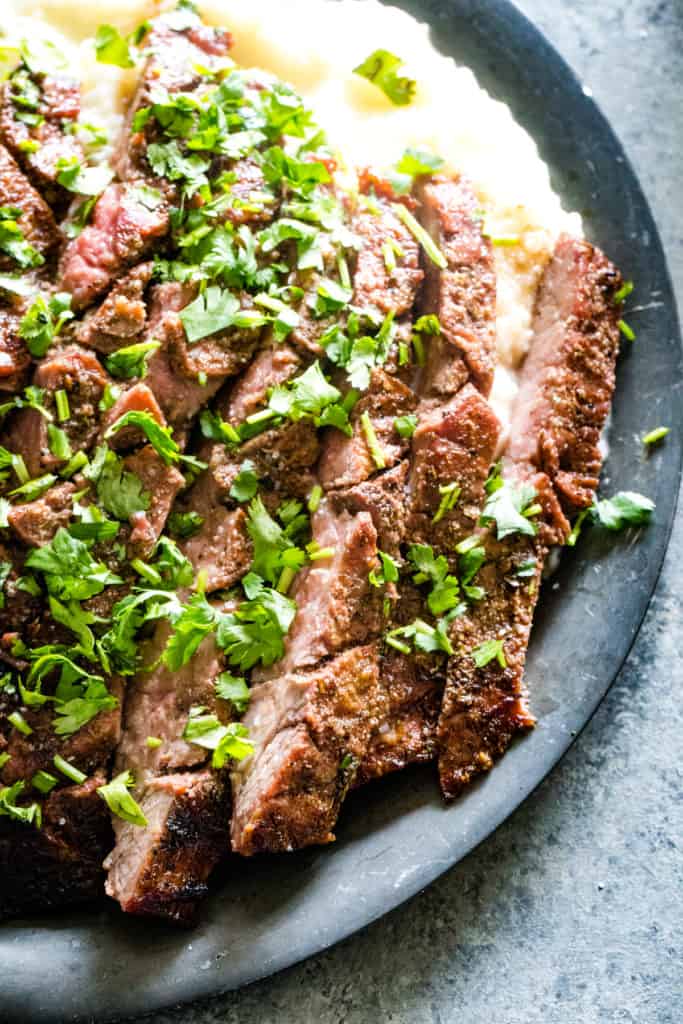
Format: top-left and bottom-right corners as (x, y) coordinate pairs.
(437, 236), (622, 798)
(231, 644), (383, 855)
(0, 143), (59, 268)
(415, 175), (496, 398)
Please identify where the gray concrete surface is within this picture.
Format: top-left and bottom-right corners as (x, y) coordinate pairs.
(148, 3), (683, 1022)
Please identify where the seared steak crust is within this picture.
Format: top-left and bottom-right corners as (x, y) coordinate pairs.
(437, 236), (622, 798)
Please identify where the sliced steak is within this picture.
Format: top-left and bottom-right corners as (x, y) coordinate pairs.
(114, 620), (228, 782)
(125, 445), (185, 559)
(329, 461), (408, 559)
(58, 183), (169, 310)
(239, 420), (320, 499)
(144, 283), (224, 427)
(114, 11), (232, 184)
(506, 234), (623, 511)
(0, 306), (31, 393)
(0, 775), (113, 921)
(231, 643), (383, 855)
(4, 345), (110, 477)
(318, 369), (417, 491)
(75, 263), (153, 354)
(221, 344), (301, 423)
(1, 69), (82, 201)
(180, 505), (251, 593)
(409, 384), (502, 549)
(356, 647), (443, 785)
(437, 237), (622, 799)
(101, 382), (166, 450)
(0, 143), (59, 267)
(170, 292), (262, 383)
(1, 677), (123, 785)
(7, 481), (75, 548)
(415, 175), (496, 397)
(104, 769), (230, 923)
(352, 189), (423, 316)
(257, 504), (382, 680)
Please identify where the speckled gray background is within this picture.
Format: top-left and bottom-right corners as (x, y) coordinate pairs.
(145, 3), (683, 1022)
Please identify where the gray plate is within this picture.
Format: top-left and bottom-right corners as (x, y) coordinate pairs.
(2, 1), (681, 1021)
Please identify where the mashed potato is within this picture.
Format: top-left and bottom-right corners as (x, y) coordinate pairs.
(3, 0), (582, 422)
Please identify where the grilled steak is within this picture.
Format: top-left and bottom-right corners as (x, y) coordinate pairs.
(59, 184), (170, 310)
(0, 65), (82, 204)
(437, 236), (623, 798)
(231, 643), (384, 855)
(0, 0), (629, 927)
(415, 175), (496, 397)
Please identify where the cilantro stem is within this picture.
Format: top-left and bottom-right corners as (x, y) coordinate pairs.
(433, 482), (461, 524)
(618, 319), (636, 342)
(60, 451), (88, 479)
(360, 412), (385, 469)
(643, 426), (669, 446)
(53, 754), (87, 784)
(12, 454), (29, 484)
(393, 203), (447, 269)
(8, 710), (32, 735)
(131, 558), (162, 585)
(276, 566), (296, 594)
(55, 389), (70, 422)
(307, 484), (322, 513)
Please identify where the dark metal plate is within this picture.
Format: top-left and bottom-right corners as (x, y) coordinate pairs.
(2, 1), (681, 1020)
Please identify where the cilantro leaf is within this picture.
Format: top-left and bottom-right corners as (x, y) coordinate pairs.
(592, 491), (655, 530)
(229, 460), (259, 503)
(390, 148), (444, 194)
(179, 286), (239, 343)
(163, 592), (217, 671)
(26, 528), (121, 600)
(0, 207), (43, 269)
(394, 413), (417, 438)
(472, 638), (507, 669)
(86, 446), (150, 520)
(480, 464), (539, 540)
(19, 292), (74, 360)
(94, 24), (135, 68)
(0, 781), (41, 828)
(105, 341), (160, 380)
(55, 156), (113, 196)
(216, 588), (297, 670)
(182, 707), (254, 768)
(353, 49), (417, 106)
(246, 496), (306, 587)
(407, 543), (461, 616)
(215, 672), (251, 714)
(104, 411), (180, 466)
(97, 770), (147, 826)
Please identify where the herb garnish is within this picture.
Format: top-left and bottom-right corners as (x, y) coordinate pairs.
(353, 49), (417, 106)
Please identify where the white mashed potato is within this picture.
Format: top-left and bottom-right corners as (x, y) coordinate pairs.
(3, 0), (582, 423)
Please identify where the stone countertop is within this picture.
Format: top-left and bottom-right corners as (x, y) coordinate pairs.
(149, 3), (683, 1022)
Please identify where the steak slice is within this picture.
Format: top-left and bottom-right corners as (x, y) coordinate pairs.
(114, 10), (232, 184)
(437, 236), (622, 798)
(0, 775), (113, 921)
(143, 283), (224, 427)
(104, 769), (230, 923)
(124, 445), (185, 560)
(221, 344), (302, 424)
(75, 263), (153, 354)
(180, 505), (251, 593)
(1, 677), (123, 785)
(329, 461), (408, 559)
(318, 369), (417, 491)
(4, 345), (110, 477)
(415, 175), (496, 397)
(0, 69), (82, 202)
(231, 643), (383, 855)
(358, 387), (502, 784)
(58, 183), (169, 310)
(7, 481), (75, 547)
(0, 143), (59, 267)
(506, 234), (623, 511)
(0, 306), (30, 393)
(101, 382), (166, 450)
(257, 504), (382, 680)
(351, 188), (423, 317)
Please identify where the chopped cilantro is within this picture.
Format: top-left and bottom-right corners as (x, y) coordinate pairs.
(26, 527), (122, 601)
(168, 509), (204, 538)
(480, 464), (539, 540)
(105, 341), (160, 380)
(94, 24), (135, 68)
(0, 781), (41, 828)
(163, 591), (217, 671)
(0, 206), (43, 269)
(353, 49), (417, 106)
(97, 770), (148, 827)
(229, 460), (259, 503)
(215, 671), (251, 714)
(643, 426), (669, 446)
(472, 638), (507, 669)
(390, 148), (444, 194)
(19, 292), (74, 360)
(592, 491), (655, 531)
(407, 543), (461, 616)
(183, 706), (254, 768)
(393, 203), (447, 269)
(55, 156), (113, 196)
(394, 413), (418, 438)
(369, 550), (400, 588)
(432, 481), (461, 524)
(360, 411), (385, 469)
